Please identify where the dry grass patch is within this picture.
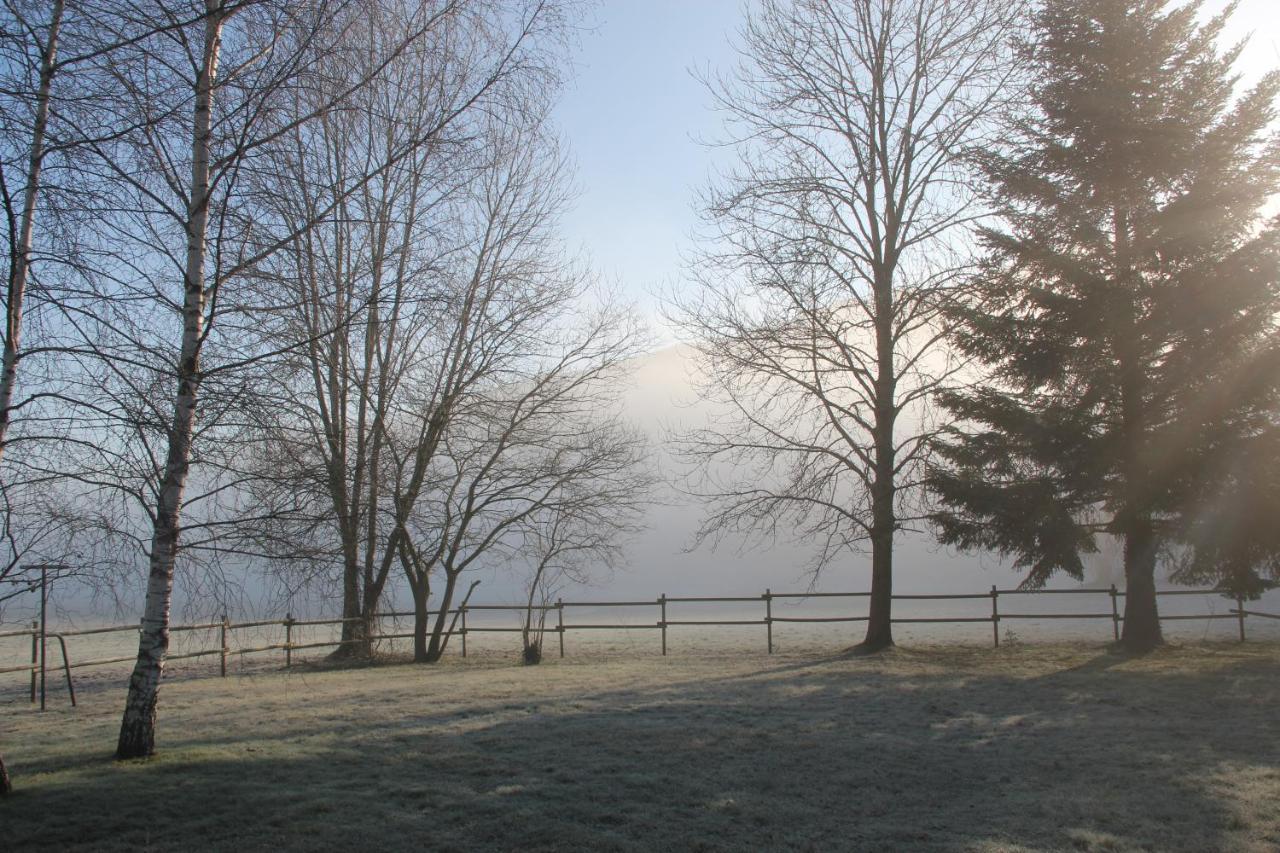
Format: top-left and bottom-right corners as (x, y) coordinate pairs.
(1, 641), (1277, 851)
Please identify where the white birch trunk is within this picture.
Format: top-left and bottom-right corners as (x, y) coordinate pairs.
(115, 0), (224, 760)
(0, 0), (63, 464)
(0, 0), (63, 792)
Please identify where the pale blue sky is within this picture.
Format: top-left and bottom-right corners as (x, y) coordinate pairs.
(553, 0), (742, 341)
(552, 0), (1279, 343)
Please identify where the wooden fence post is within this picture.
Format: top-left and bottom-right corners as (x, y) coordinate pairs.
(557, 598), (565, 658)
(39, 572), (47, 711)
(1109, 585), (1120, 641)
(285, 613), (294, 667)
(765, 589), (773, 654)
(659, 594), (667, 656)
(220, 614), (228, 677)
(53, 636), (76, 708)
(461, 606), (467, 658)
(1236, 595), (1246, 643)
(29, 620), (37, 703)
(990, 586), (1000, 648)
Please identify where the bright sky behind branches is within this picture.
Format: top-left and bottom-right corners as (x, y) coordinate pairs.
(552, 0), (1279, 344)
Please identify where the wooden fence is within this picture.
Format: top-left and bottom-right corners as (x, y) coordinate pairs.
(1, 585), (1274, 707)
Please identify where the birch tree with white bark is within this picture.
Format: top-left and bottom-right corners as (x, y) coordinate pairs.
(0, 0), (231, 785)
(0, 0), (64, 463)
(31, 0), (522, 759)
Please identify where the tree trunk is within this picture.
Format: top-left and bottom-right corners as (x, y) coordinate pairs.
(521, 608), (544, 665)
(411, 575), (430, 662)
(330, 550), (365, 659)
(862, 523), (895, 651)
(424, 571), (460, 663)
(116, 490), (184, 758)
(331, 611), (369, 660)
(331, 619), (364, 660)
(860, 270), (897, 653)
(522, 557), (549, 664)
(1120, 519), (1163, 653)
(0, 0), (63, 793)
(355, 573), (390, 658)
(116, 1), (223, 761)
(1111, 206), (1161, 655)
(0, 0), (64, 789)
(0, 0), (63, 464)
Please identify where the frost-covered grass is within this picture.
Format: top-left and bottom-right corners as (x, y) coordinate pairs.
(1, 639), (1277, 852)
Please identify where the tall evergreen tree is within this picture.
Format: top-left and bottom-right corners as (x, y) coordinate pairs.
(929, 0), (1280, 652)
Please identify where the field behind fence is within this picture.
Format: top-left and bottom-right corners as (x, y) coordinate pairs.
(3, 584), (1279, 707)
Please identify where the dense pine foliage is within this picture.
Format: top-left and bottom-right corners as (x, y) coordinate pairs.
(929, 0), (1280, 650)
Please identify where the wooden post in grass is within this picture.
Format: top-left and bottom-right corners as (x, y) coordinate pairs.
(659, 594), (667, 656)
(1236, 595), (1246, 643)
(1109, 585), (1120, 641)
(990, 586), (999, 648)
(220, 614), (228, 677)
(39, 566), (46, 710)
(28, 620), (37, 703)
(557, 598), (565, 658)
(285, 614), (293, 667)
(461, 606), (467, 658)
(55, 636), (75, 708)
(765, 589), (773, 654)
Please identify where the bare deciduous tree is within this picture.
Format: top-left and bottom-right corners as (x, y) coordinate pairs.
(0, 0), (230, 783)
(403, 302), (651, 663)
(516, 434), (651, 664)
(672, 0), (1019, 651)
(31, 0), (515, 759)
(99, 0), (338, 761)
(0, 0), (63, 463)
(240, 0), (578, 657)
(250, 99), (652, 664)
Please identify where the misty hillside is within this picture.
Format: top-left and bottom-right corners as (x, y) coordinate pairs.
(599, 343), (1035, 599)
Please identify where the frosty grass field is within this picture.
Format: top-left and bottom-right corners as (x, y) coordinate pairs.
(1, 624), (1278, 852)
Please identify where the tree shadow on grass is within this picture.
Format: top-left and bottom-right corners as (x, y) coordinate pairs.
(2, 648), (1277, 852)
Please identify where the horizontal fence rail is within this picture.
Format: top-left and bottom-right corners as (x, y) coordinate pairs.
(2, 586), (1275, 707)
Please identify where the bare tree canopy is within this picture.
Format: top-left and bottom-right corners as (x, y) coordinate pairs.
(3, 0), (584, 759)
(234, 0), (642, 664)
(671, 0), (1020, 650)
